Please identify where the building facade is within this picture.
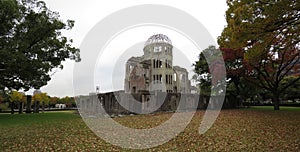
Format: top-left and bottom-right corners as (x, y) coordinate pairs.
(124, 34), (191, 93)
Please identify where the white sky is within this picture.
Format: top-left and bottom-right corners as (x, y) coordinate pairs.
(27, 0), (228, 97)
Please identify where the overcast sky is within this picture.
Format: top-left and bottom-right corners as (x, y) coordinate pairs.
(28, 0), (228, 97)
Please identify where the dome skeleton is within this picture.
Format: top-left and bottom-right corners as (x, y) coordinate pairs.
(125, 34), (191, 94)
(144, 34), (172, 46)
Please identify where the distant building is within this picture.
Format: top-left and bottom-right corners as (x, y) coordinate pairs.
(55, 104), (66, 109)
(124, 34), (191, 93)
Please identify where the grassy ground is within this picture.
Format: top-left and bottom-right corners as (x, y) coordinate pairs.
(249, 106), (300, 112)
(0, 109), (299, 151)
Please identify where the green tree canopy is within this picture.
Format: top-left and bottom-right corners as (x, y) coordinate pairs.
(8, 90), (25, 114)
(193, 46), (226, 96)
(9, 91), (25, 103)
(33, 92), (49, 104)
(0, 0), (80, 91)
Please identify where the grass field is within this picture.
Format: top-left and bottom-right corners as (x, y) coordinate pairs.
(249, 106), (300, 112)
(0, 109), (299, 151)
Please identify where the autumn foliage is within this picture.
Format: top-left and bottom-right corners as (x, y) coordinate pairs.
(217, 0), (300, 110)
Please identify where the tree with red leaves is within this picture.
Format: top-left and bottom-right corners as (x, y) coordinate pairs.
(218, 0), (300, 110)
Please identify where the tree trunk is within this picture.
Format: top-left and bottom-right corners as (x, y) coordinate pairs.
(272, 94), (280, 110)
(33, 101), (40, 113)
(36, 101), (40, 113)
(11, 102), (14, 114)
(18, 102), (24, 114)
(33, 101), (37, 113)
(26, 95), (32, 114)
(42, 102), (45, 113)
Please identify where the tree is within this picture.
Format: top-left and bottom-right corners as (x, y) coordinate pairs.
(193, 49), (211, 97)
(33, 93), (50, 113)
(49, 96), (59, 109)
(32, 92), (49, 113)
(220, 48), (246, 106)
(9, 91), (24, 114)
(0, 90), (9, 112)
(58, 96), (75, 108)
(218, 0), (300, 110)
(226, 77), (262, 105)
(32, 92), (41, 113)
(193, 45), (227, 96)
(25, 95), (32, 113)
(194, 46), (219, 95)
(0, 92), (3, 103)
(0, 0), (80, 92)
(19, 94), (27, 113)
(194, 45), (254, 108)
(41, 93), (50, 112)
(281, 76), (300, 101)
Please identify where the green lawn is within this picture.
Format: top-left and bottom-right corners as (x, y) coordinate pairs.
(0, 110), (299, 151)
(249, 106), (300, 112)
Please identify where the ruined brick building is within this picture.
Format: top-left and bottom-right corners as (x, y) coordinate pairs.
(78, 35), (238, 116)
(79, 34), (300, 115)
(124, 34), (191, 93)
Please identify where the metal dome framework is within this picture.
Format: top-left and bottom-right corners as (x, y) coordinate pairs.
(144, 34), (172, 46)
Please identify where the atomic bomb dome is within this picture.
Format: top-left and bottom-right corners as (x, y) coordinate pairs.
(125, 34), (191, 94)
(144, 34), (172, 46)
